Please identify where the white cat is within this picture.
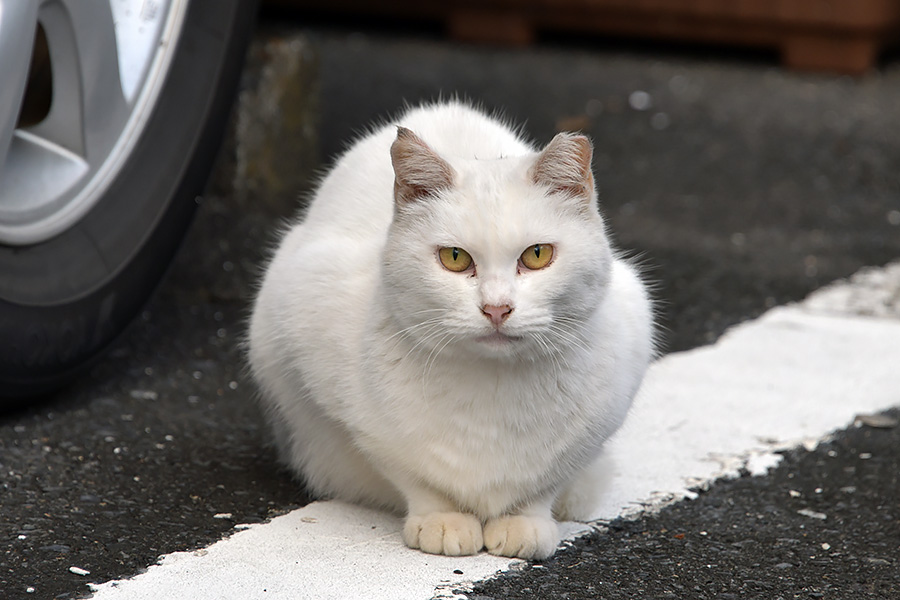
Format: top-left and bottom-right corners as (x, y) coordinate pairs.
(248, 102), (653, 560)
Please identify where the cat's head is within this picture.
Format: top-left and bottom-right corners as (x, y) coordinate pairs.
(382, 126), (612, 362)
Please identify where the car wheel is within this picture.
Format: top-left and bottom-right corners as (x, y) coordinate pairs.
(0, 0), (258, 405)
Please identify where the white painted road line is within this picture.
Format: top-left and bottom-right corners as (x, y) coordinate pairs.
(89, 261), (900, 600)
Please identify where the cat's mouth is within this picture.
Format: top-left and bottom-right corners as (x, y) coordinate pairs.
(475, 331), (522, 346)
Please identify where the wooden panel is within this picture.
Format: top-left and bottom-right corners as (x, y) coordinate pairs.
(266, 0), (900, 74)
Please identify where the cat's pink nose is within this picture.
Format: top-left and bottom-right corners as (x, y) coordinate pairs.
(482, 304), (513, 326)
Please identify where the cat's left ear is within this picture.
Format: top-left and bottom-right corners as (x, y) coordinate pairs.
(390, 127), (455, 205)
(529, 132), (595, 203)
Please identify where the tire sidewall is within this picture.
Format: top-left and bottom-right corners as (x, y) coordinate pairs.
(0, 0), (258, 399)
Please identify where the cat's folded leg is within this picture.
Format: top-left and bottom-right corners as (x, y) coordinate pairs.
(263, 393), (405, 514)
(553, 450), (615, 522)
(401, 485), (483, 556)
(483, 497), (560, 560)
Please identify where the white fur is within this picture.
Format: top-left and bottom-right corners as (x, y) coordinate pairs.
(248, 102), (653, 560)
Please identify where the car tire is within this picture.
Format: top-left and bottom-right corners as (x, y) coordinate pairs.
(0, 0), (258, 405)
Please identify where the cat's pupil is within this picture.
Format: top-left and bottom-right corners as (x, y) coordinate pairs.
(452, 247), (460, 261)
(533, 245), (541, 258)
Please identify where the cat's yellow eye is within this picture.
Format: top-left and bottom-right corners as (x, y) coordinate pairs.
(438, 247), (473, 272)
(520, 244), (554, 270)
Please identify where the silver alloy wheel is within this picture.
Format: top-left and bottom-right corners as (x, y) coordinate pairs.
(0, 0), (189, 246)
(0, 0), (256, 403)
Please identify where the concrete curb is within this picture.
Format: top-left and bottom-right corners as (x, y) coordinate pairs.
(89, 261), (900, 600)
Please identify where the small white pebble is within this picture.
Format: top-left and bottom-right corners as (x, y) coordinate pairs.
(228, 381), (239, 390)
(797, 509), (827, 520)
(26, 586), (35, 593)
(193, 371), (203, 380)
(165, 435), (174, 442)
(815, 487), (823, 494)
(821, 542), (831, 550)
(18, 534), (27, 540)
(507, 559), (528, 571)
(789, 490), (801, 498)
(859, 452), (872, 459)
(213, 513), (233, 520)
(855, 414), (899, 429)
(69, 566), (90, 576)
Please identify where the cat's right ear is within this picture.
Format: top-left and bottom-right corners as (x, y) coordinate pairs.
(390, 127), (455, 205)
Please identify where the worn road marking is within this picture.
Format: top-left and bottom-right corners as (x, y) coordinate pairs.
(90, 262), (900, 600)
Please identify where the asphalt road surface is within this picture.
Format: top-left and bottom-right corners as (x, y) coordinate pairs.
(3, 16), (900, 600)
(473, 410), (900, 600)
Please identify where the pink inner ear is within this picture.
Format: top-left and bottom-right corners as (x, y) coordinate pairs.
(390, 127), (455, 204)
(530, 133), (594, 198)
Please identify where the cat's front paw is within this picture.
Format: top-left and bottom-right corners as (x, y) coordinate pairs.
(483, 515), (559, 559)
(403, 512), (483, 556)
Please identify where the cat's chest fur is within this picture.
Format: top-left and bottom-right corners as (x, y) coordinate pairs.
(336, 301), (626, 516)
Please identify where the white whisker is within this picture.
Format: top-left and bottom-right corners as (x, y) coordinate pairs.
(381, 317), (443, 347)
(547, 325), (588, 348)
(532, 332), (566, 378)
(361, 318), (443, 371)
(407, 308), (447, 317)
(546, 321), (592, 354)
(422, 332), (456, 399)
(402, 323), (446, 361)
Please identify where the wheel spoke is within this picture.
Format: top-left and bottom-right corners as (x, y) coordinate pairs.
(29, 0), (129, 163)
(0, 132), (88, 228)
(0, 1), (40, 172)
(0, 0), (187, 246)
